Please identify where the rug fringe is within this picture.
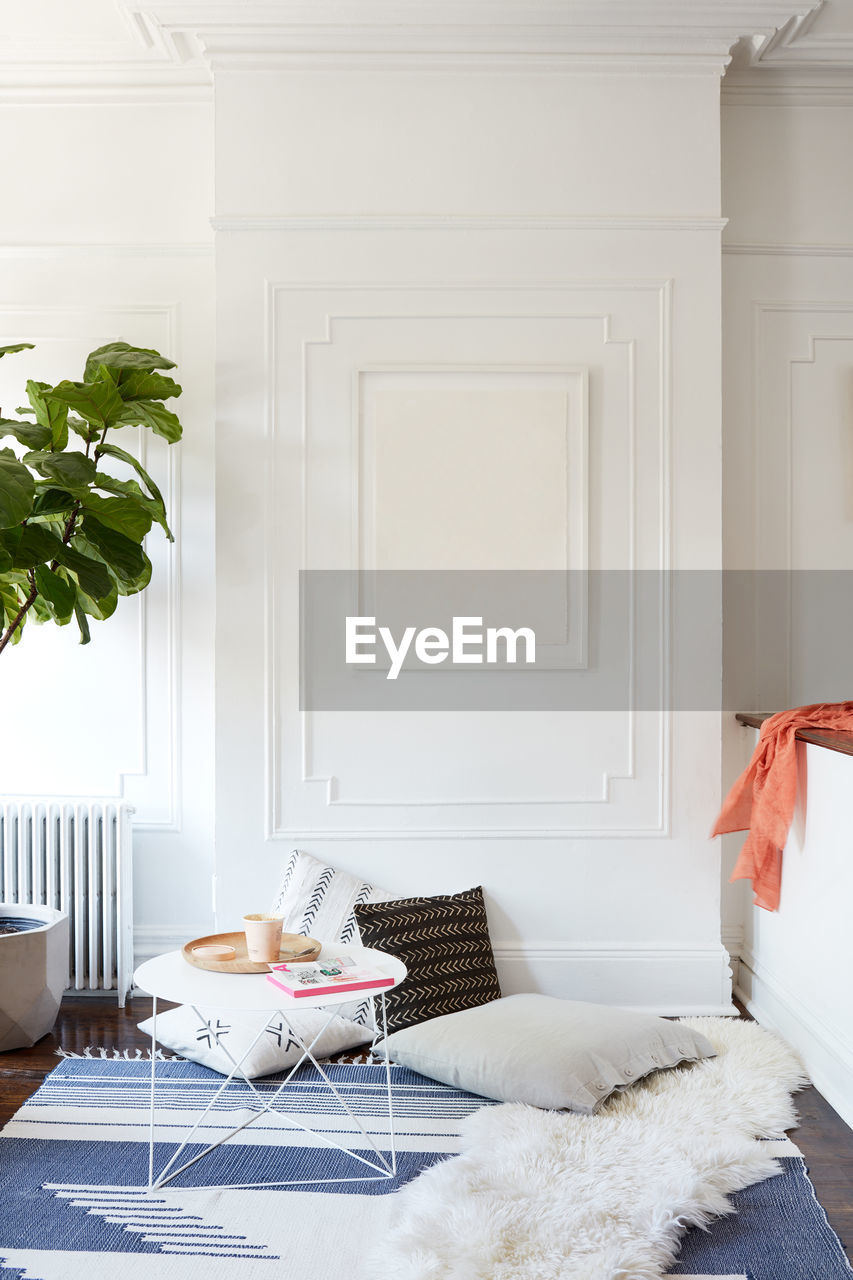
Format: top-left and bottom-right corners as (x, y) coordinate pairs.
(56, 1045), (182, 1061)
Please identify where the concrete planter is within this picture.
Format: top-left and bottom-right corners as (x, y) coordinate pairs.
(0, 904), (69, 1051)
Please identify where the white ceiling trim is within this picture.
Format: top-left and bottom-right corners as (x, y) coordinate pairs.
(211, 214), (729, 232)
(749, 6), (853, 67)
(723, 4), (853, 95)
(0, 0), (820, 94)
(128, 0), (811, 71)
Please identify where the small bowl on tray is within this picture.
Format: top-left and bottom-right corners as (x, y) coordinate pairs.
(182, 930), (322, 973)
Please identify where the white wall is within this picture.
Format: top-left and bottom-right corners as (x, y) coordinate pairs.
(721, 4), (853, 1112)
(2, 1), (820, 1015)
(0, 95), (216, 955)
(735, 738), (853, 1129)
(209, 13), (754, 1013)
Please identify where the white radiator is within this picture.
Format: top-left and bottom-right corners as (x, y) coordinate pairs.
(0, 799), (134, 1006)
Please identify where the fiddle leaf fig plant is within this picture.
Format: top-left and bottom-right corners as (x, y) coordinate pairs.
(0, 341), (182, 657)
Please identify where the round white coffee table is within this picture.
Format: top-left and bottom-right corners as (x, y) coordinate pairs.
(134, 944), (406, 1192)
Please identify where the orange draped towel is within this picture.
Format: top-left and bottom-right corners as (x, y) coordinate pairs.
(713, 701), (853, 911)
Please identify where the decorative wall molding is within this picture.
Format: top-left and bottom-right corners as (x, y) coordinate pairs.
(128, 0), (807, 73)
(0, 0), (812, 94)
(0, 243), (213, 259)
(265, 279), (672, 840)
(722, 7), (853, 102)
(0, 5), (209, 101)
(200, 53), (733, 75)
(751, 301), (853, 706)
(213, 215), (729, 234)
(0, 80), (211, 106)
(724, 241), (853, 257)
(722, 76), (853, 104)
(495, 939), (736, 1015)
(749, 8), (853, 69)
(737, 949), (853, 1130)
(721, 924), (744, 957)
(353, 362), (590, 664)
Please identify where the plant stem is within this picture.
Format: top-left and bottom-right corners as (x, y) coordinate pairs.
(0, 569), (37, 656)
(47, 427), (106, 570)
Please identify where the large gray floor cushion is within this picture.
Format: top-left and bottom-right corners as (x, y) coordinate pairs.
(380, 993), (716, 1112)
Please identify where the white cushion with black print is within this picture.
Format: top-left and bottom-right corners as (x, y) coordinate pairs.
(137, 1004), (372, 1079)
(137, 851), (398, 1075)
(271, 849), (398, 1028)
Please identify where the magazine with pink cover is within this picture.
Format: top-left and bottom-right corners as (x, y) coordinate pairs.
(266, 953), (394, 998)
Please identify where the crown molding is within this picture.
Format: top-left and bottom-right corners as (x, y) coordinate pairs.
(0, 77), (211, 104)
(722, 70), (853, 102)
(0, 242), (213, 258)
(0, 2), (813, 92)
(749, 6), (853, 68)
(211, 213), (728, 232)
(124, 1), (811, 72)
(721, 4), (853, 95)
(0, 12), (211, 100)
(723, 240), (853, 256)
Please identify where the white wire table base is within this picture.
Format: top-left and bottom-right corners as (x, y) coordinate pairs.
(144, 992), (396, 1192)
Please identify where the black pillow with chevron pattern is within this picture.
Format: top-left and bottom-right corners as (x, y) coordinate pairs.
(353, 885), (501, 1034)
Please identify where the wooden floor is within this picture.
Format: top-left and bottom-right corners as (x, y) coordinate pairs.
(1, 994), (852, 1260)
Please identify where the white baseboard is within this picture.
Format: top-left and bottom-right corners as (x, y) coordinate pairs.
(736, 950), (853, 1132)
(133, 925), (212, 965)
(493, 941), (736, 1015)
(132, 930), (735, 1015)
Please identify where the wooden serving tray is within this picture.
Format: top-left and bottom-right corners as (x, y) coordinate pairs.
(182, 930), (322, 974)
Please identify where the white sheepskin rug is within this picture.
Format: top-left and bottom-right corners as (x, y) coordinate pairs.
(375, 1017), (808, 1280)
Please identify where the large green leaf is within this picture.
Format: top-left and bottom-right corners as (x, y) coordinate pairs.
(0, 585), (25, 638)
(94, 471), (147, 501)
(53, 539), (114, 602)
(30, 487), (77, 519)
(78, 516), (150, 589)
(29, 592), (52, 624)
(26, 380), (69, 451)
(67, 415), (97, 444)
(84, 342), (176, 382)
(115, 370), (182, 402)
(0, 527), (22, 558)
(0, 448), (35, 528)
(7, 522), (65, 569)
(96, 441), (168, 509)
(45, 379), (123, 429)
(94, 471), (172, 539)
(0, 417), (51, 449)
(81, 493), (152, 541)
(75, 581), (118, 622)
(0, 343), (34, 359)
(34, 564), (75, 624)
(115, 399), (182, 443)
(25, 450), (96, 491)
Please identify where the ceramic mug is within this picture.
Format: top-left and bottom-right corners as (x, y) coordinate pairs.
(243, 913), (284, 963)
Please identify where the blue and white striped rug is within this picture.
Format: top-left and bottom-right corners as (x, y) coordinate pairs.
(0, 1058), (850, 1279)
